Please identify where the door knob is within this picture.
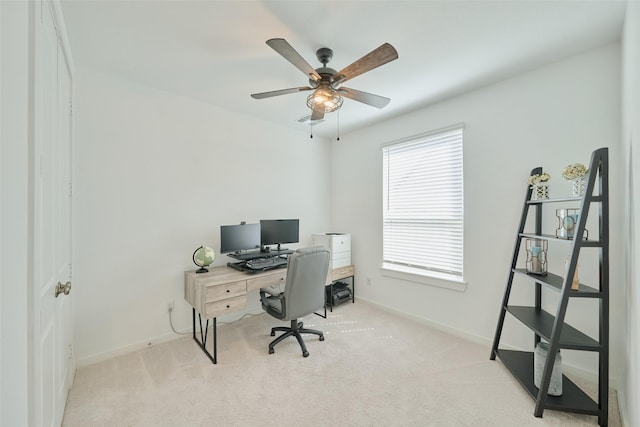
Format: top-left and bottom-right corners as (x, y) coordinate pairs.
(55, 281), (72, 298)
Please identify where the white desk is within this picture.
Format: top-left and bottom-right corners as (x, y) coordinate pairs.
(184, 264), (355, 363)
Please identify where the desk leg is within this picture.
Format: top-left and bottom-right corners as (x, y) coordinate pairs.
(352, 274), (355, 303)
(192, 308), (217, 364)
(314, 305), (327, 319)
(329, 282), (334, 312)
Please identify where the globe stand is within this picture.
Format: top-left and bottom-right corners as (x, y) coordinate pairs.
(193, 246), (214, 274)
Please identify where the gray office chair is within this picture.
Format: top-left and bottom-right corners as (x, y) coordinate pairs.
(259, 247), (330, 357)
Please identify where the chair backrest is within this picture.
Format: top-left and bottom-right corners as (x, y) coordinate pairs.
(283, 247), (330, 320)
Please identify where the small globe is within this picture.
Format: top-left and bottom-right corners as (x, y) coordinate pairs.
(193, 246), (215, 273)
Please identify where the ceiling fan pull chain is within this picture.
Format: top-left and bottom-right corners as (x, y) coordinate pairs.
(310, 123), (313, 139)
(336, 110), (340, 141)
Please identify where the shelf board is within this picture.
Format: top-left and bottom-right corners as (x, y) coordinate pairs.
(495, 349), (600, 416)
(519, 233), (601, 246)
(512, 268), (601, 297)
(527, 195), (603, 205)
(506, 306), (600, 351)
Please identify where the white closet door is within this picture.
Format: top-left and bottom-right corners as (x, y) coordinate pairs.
(33, 1), (74, 425)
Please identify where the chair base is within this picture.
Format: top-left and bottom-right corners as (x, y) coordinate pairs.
(268, 319), (324, 357)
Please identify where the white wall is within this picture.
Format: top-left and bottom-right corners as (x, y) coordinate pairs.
(621, 2), (640, 426)
(0, 1), (31, 425)
(73, 68), (332, 365)
(331, 44), (623, 384)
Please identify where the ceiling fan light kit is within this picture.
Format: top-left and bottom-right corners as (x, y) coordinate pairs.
(251, 38), (398, 124)
(306, 86), (343, 113)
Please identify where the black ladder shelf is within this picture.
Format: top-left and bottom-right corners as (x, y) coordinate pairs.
(490, 147), (609, 426)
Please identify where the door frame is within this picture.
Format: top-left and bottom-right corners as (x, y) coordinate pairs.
(0, 2), (33, 426)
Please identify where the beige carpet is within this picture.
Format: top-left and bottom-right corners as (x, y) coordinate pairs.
(62, 301), (620, 426)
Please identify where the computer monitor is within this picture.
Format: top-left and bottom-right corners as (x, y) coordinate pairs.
(220, 223), (261, 254)
(260, 219), (299, 251)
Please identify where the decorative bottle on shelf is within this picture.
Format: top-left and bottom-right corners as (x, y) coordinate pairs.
(564, 257), (580, 291)
(534, 342), (563, 396)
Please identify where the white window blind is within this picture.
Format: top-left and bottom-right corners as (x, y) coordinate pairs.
(382, 126), (464, 279)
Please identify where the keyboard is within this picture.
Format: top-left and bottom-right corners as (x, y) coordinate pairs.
(245, 257), (287, 271)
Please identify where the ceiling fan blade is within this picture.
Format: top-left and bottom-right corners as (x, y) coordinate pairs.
(266, 38), (322, 82)
(338, 87), (390, 109)
(251, 86), (313, 99)
(334, 43), (398, 85)
(310, 108), (325, 121)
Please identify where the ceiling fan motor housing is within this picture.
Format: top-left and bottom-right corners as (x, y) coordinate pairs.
(316, 47), (333, 65)
(308, 47), (336, 87)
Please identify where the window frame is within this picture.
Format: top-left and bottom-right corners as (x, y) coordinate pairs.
(380, 124), (466, 291)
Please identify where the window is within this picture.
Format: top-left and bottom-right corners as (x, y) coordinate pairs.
(382, 125), (464, 283)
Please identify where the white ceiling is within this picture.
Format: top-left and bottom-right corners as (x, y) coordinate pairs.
(60, 0), (627, 138)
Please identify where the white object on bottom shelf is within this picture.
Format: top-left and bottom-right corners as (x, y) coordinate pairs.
(534, 342), (563, 396)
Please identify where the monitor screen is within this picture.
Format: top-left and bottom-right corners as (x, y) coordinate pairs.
(220, 223), (261, 254)
(260, 219), (300, 246)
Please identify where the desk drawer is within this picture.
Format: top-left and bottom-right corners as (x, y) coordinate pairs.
(206, 280), (246, 301)
(247, 270), (287, 291)
(206, 295), (247, 318)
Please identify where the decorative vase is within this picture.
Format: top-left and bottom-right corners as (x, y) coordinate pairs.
(534, 341), (563, 396)
(531, 183), (549, 200)
(571, 177), (586, 197)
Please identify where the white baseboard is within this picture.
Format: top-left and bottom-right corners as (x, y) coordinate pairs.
(616, 385), (630, 427)
(75, 310), (266, 368)
(76, 329), (189, 368)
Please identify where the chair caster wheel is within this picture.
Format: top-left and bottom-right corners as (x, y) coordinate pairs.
(319, 336), (325, 341)
(269, 348), (274, 354)
(303, 351), (309, 357)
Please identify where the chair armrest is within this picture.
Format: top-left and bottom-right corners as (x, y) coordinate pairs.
(260, 283), (284, 297)
(260, 285), (286, 319)
(259, 284), (282, 306)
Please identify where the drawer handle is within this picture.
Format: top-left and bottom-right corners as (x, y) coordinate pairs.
(226, 289), (230, 293)
(226, 304), (230, 308)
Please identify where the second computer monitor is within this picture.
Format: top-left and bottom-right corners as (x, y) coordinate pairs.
(260, 219), (299, 251)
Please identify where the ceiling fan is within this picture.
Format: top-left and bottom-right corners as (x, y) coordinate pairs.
(250, 38), (398, 122)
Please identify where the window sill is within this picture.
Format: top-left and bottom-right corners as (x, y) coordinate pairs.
(380, 263), (467, 292)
